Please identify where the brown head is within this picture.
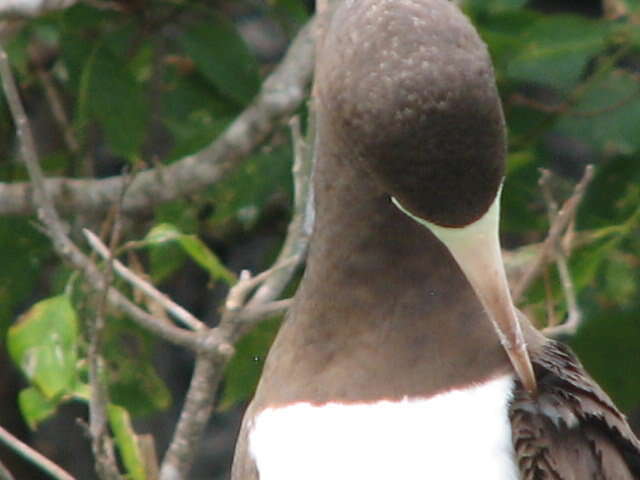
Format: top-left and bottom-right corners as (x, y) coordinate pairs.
(315, 0), (507, 227)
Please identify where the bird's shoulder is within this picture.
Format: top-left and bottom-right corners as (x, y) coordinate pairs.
(510, 339), (640, 479)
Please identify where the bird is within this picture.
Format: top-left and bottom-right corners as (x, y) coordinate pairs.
(231, 0), (640, 478)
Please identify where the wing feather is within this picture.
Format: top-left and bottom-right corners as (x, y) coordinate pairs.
(511, 341), (640, 479)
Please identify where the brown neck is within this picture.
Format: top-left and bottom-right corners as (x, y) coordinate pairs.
(253, 116), (511, 408)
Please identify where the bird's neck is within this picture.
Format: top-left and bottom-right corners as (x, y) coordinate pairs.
(276, 120), (511, 403)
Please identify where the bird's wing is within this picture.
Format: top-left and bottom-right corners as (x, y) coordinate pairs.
(510, 340), (640, 479)
(230, 402), (259, 480)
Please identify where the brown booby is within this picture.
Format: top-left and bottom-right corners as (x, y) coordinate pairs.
(231, 0), (640, 478)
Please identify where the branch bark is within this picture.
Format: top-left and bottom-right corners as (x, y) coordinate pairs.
(0, 426), (75, 480)
(512, 165), (595, 302)
(538, 169), (584, 338)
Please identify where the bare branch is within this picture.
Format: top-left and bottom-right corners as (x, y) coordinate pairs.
(88, 212), (124, 480)
(236, 298), (293, 323)
(0, 18), (316, 216)
(158, 348), (231, 480)
(225, 257), (299, 312)
(0, 426), (75, 480)
(512, 165), (595, 302)
(83, 228), (205, 331)
(30, 44), (81, 156)
(538, 169), (583, 338)
(247, 115), (313, 308)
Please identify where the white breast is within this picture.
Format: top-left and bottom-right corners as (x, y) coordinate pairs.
(249, 374), (518, 480)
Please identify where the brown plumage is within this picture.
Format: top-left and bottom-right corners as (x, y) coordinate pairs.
(511, 339), (640, 479)
(231, 1), (640, 478)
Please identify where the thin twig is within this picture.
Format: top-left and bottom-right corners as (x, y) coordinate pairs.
(0, 426), (75, 480)
(545, 255), (583, 336)
(158, 348), (230, 480)
(30, 45), (81, 156)
(537, 169), (583, 337)
(0, 18), (317, 216)
(83, 228), (205, 331)
(235, 298), (293, 323)
(510, 87), (640, 118)
(513, 165), (595, 302)
(225, 256), (299, 312)
(246, 115), (313, 308)
(89, 205), (125, 480)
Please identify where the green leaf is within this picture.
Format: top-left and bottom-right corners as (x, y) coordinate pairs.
(104, 317), (172, 417)
(144, 224), (236, 285)
(570, 309), (640, 412)
(77, 45), (147, 157)
(18, 387), (59, 430)
(8, 295), (78, 399)
(475, 11), (540, 72)
(0, 218), (48, 339)
(108, 404), (147, 480)
(502, 150), (546, 234)
(179, 14), (260, 105)
(554, 70), (640, 155)
(162, 73), (235, 161)
(149, 242), (187, 284)
(272, 0), (311, 25)
(208, 146), (293, 230)
(506, 15), (610, 92)
(220, 316), (281, 410)
(603, 254), (637, 307)
(147, 200), (198, 283)
(73, 384), (148, 479)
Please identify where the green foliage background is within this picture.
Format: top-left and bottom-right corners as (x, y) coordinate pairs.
(0, 0), (639, 477)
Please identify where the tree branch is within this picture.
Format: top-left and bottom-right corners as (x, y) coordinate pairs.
(538, 169), (583, 338)
(512, 165), (595, 302)
(88, 212), (125, 480)
(0, 17), (316, 216)
(157, 348), (230, 480)
(83, 228), (205, 331)
(0, 426), (75, 480)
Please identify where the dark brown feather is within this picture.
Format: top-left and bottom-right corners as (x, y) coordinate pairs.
(511, 340), (640, 479)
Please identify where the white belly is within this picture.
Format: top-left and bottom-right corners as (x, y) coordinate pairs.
(249, 374), (518, 480)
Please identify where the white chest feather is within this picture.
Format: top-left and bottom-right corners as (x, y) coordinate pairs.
(249, 374), (518, 480)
